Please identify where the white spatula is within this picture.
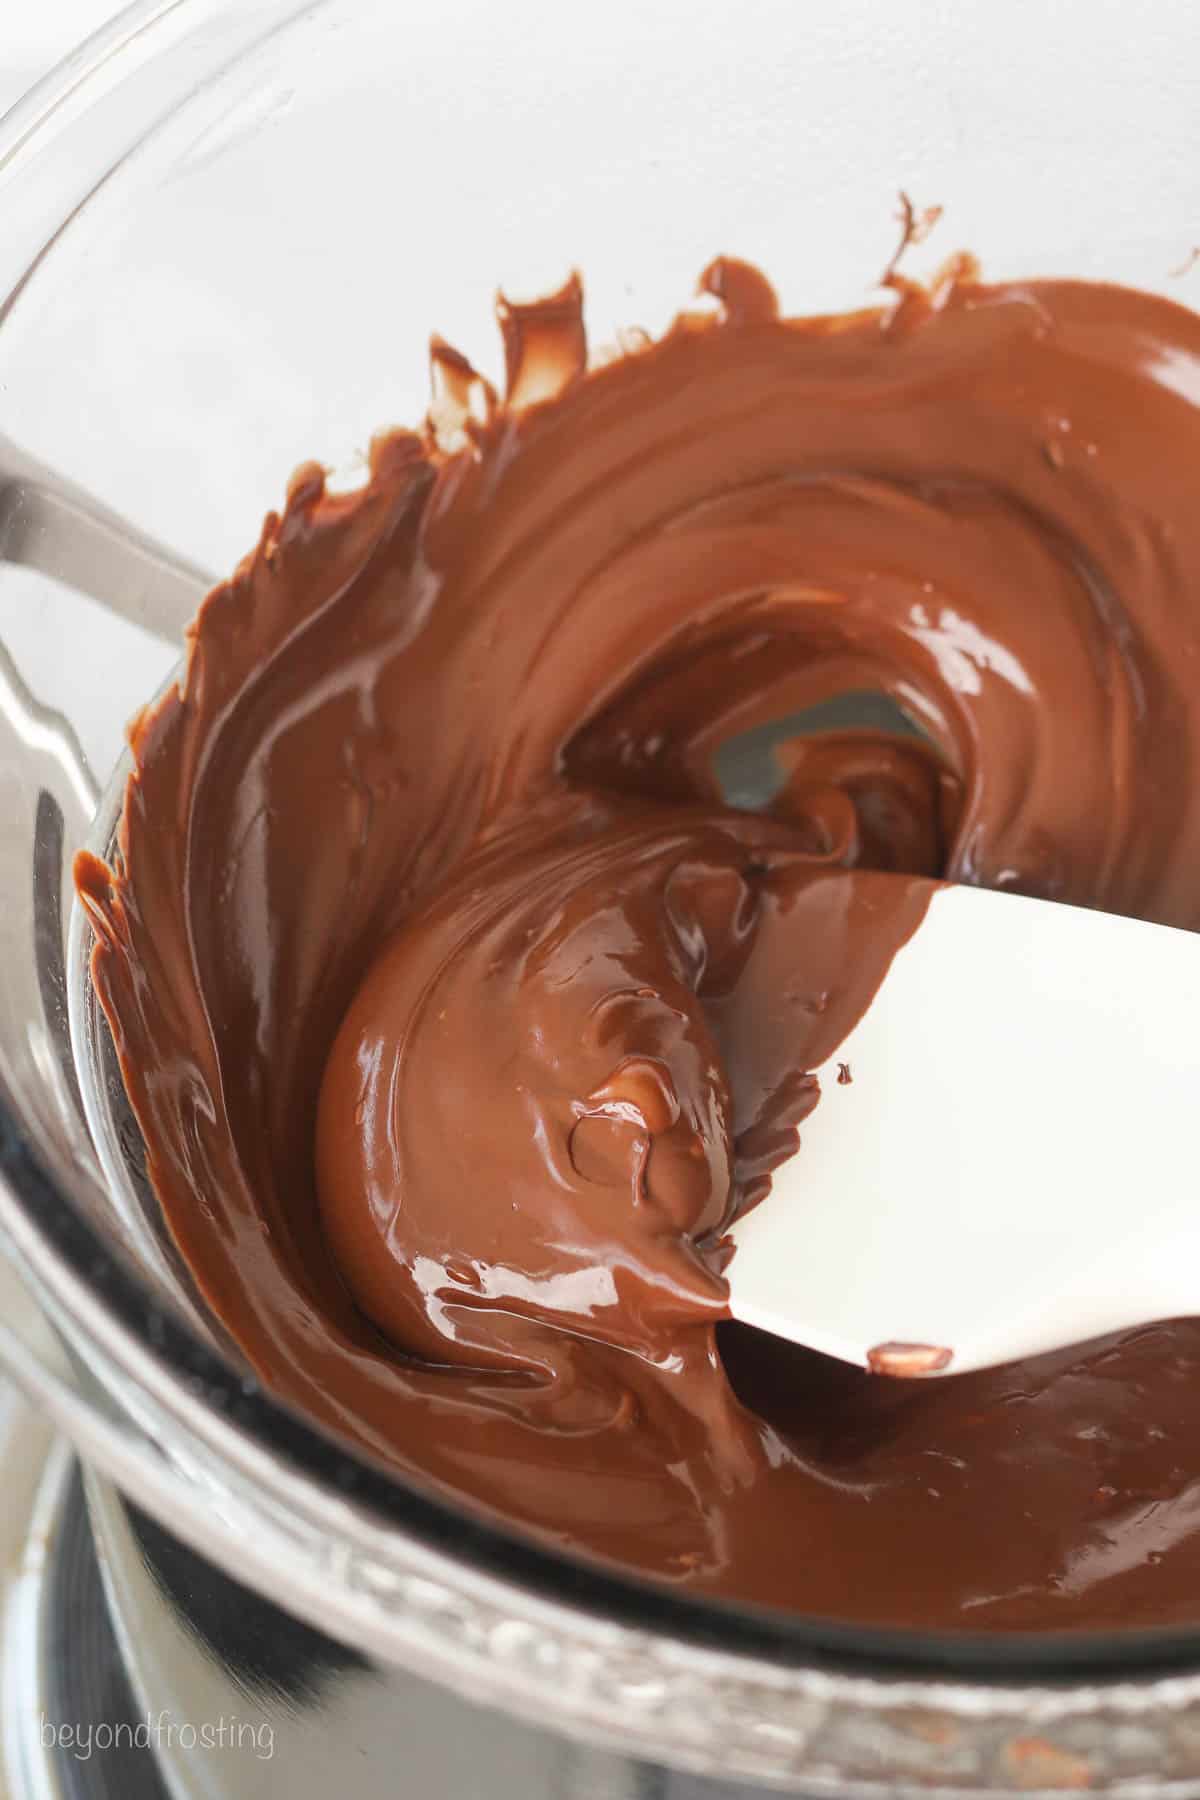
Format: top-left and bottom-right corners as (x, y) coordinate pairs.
(726, 881), (1200, 1377)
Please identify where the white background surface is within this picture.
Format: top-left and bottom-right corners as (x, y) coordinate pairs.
(0, 2), (116, 116)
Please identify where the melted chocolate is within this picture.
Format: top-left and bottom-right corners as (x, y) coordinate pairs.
(76, 255), (1200, 1630)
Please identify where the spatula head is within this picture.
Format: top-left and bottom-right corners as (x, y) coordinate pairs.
(727, 881), (1200, 1376)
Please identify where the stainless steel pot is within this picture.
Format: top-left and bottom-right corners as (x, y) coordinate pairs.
(4, 3), (1200, 1790)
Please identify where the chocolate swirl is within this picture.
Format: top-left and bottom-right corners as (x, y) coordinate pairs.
(78, 256), (1200, 1629)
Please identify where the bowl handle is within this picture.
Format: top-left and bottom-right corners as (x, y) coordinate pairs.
(0, 433), (209, 648)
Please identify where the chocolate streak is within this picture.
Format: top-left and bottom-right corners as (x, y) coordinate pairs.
(77, 256), (1200, 1630)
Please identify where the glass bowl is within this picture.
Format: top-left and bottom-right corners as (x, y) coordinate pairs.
(2, 2), (1200, 1789)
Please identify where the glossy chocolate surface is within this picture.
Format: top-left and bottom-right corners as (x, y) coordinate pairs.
(77, 254), (1200, 1629)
